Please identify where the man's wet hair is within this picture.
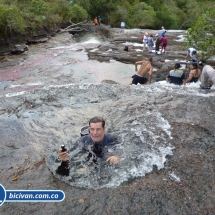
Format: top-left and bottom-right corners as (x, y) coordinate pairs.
(89, 116), (105, 128)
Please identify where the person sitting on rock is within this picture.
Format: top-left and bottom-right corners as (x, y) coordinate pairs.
(131, 57), (153, 85)
(185, 47), (197, 62)
(184, 62), (201, 84)
(166, 63), (185, 85)
(198, 59), (215, 89)
(58, 116), (120, 165)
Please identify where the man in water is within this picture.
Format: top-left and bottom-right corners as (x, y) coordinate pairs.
(131, 57), (153, 85)
(58, 116), (120, 164)
(166, 63), (185, 85)
(199, 59), (215, 89)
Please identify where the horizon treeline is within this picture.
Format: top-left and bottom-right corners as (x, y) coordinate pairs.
(0, 0), (214, 37)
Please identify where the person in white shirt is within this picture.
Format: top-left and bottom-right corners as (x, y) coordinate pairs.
(185, 47), (197, 62)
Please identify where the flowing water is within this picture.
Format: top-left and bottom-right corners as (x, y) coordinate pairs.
(1, 31), (214, 191)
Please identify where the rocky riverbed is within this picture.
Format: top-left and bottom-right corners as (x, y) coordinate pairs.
(0, 25), (215, 214)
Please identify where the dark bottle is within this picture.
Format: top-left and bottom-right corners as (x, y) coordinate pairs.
(61, 145), (67, 152)
(56, 145), (69, 176)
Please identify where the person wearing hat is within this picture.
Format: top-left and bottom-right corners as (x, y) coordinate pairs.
(166, 63), (185, 85)
(199, 59), (215, 89)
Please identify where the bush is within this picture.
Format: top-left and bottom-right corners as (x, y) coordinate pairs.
(30, 0), (49, 15)
(68, 4), (88, 23)
(0, 4), (26, 35)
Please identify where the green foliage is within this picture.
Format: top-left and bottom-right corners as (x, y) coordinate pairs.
(1, 0), (215, 39)
(133, 2), (156, 28)
(30, 0), (49, 15)
(49, 0), (72, 20)
(68, 4), (88, 23)
(186, 8), (215, 59)
(155, 4), (178, 29)
(0, 4), (26, 35)
(109, 5), (129, 27)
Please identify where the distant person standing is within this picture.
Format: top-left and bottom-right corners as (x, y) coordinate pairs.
(94, 17), (98, 26)
(166, 63), (185, 85)
(97, 16), (101, 25)
(131, 57), (153, 85)
(147, 34), (154, 53)
(160, 26), (166, 38)
(154, 34), (160, 52)
(159, 35), (167, 54)
(199, 59), (215, 89)
(142, 32), (148, 51)
(185, 47), (197, 62)
(121, 21), (125, 29)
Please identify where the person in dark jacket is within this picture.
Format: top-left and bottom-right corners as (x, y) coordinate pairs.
(58, 116), (120, 164)
(166, 63), (185, 85)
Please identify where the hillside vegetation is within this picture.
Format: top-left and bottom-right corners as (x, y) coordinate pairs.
(0, 0), (215, 59)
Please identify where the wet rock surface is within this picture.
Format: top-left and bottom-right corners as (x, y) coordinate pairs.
(0, 28), (215, 214)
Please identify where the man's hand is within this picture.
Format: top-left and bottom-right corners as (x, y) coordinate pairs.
(58, 149), (69, 162)
(106, 156), (119, 164)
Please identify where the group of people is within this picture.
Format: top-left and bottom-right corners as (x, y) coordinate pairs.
(142, 26), (167, 54)
(94, 16), (102, 26)
(131, 57), (215, 91)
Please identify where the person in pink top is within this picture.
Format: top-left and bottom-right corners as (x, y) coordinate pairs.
(159, 35), (167, 54)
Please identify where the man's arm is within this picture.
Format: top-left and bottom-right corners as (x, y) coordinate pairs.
(135, 61), (143, 72)
(57, 138), (85, 162)
(105, 134), (120, 164)
(58, 149), (69, 162)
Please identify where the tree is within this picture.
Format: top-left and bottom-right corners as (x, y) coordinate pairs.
(155, 4), (178, 29)
(132, 2), (156, 28)
(186, 8), (215, 59)
(0, 4), (25, 36)
(68, 4), (88, 23)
